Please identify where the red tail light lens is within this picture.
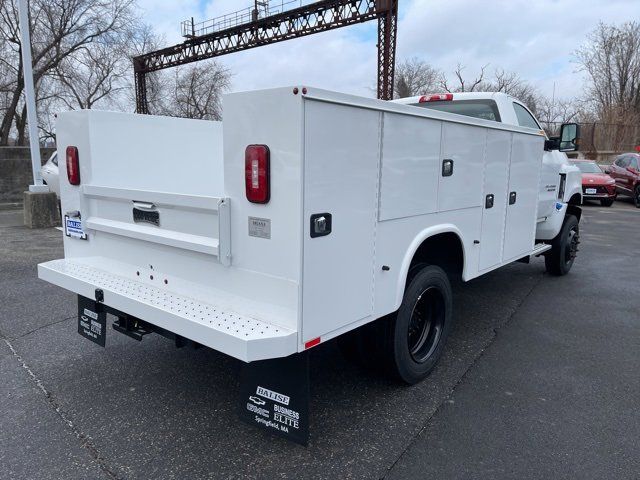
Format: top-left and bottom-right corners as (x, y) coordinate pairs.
(419, 93), (454, 103)
(245, 145), (270, 204)
(66, 146), (80, 185)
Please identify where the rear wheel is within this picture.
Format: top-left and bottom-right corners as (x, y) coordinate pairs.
(634, 186), (640, 208)
(600, 198), (614, 207)
(545, 214), (579, 276)
(385, 265), (453, 384)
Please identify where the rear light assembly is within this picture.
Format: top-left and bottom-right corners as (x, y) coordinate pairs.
(66, 146), (80, 185)
(419, 93), (453, 103)
(245, 145), (270, 204)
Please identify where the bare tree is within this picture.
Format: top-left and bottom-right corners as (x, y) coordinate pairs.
(122, 23), (170, 114)
(0, 0), (135, 145)
(536, 96), (581, 135)
(394, 57), (441, 98)
(492, 68), (539, 112)
(440, 63), (488, 93)
(168, 62), (231, 121)
(439, 64), (541, 112)
(576, 21), (640, 125)
(54, 42), (129, 110)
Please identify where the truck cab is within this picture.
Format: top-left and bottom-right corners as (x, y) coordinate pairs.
(393, 92), (583, 240)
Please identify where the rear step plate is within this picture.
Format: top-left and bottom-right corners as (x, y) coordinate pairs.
(39, 259), (296, 362)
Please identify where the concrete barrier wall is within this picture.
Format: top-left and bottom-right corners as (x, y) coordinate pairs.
(0, 147), (56, 202)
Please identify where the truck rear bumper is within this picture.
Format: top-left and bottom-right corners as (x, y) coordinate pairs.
(38, 259), (297, 362)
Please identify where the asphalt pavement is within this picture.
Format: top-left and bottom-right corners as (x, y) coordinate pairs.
(0, 200), (638, 479)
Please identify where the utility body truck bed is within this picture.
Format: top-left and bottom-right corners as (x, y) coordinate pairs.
(39, 86), (582, 444)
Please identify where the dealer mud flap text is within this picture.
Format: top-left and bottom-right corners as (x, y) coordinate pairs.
(239, 352), (310, 445)
(77, 295), (106, 347)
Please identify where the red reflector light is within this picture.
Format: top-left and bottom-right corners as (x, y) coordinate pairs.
(419, 93), (453, 103)
(245, 145), (270, 204)
(66, 146), (80, 185)
(304, 337), (321, 350)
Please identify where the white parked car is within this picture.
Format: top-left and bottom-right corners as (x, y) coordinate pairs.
(41, 151), (60, 197)
(38, 87), (583, 444)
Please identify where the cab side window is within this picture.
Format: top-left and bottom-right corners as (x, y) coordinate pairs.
(615, 156), (630, 168)
(512, 103), (540, 129)
(630, 156), (639, 170)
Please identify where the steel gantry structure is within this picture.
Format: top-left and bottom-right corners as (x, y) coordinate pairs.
(133, 0), (399, 114)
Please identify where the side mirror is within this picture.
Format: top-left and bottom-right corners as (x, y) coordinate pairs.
(604, 168), (611, 174)
(544, 139), (559, 151)
(559, 123), (581, 152)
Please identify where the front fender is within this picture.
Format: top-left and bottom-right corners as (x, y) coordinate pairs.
(560, 163), (582, 204)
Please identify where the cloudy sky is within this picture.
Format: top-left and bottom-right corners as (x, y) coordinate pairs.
(138, 0), (640, 101)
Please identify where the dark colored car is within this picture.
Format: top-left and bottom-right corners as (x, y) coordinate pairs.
(570, 160), (616, 207)
(606, 153), (640, 208)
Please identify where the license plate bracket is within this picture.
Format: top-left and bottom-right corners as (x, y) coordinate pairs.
(77, 296), (107, 347)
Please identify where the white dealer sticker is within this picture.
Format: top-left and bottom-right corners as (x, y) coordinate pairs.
(64, 216), (87, 240)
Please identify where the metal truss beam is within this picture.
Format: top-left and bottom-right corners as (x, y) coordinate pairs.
(134, 0), (398, 113)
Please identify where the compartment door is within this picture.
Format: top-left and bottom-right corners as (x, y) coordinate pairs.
(301, 101), (380, 343)
(503, 134), (544, 261)
(479, 130), (511, 271)
(438, 122), (487, 212)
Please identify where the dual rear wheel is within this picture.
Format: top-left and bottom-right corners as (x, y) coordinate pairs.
(338, 265), (453, 384)
(340, 215), (581, 383)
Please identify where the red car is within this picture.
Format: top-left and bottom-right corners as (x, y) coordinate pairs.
(605, 153), (640, 208)
(570, 160), (616, 207)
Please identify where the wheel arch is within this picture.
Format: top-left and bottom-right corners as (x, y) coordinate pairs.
(395, 225), (466, 308)
(566, 200), (582, 223)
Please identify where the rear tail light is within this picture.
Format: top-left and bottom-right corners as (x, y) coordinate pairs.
(245, 145), (270, 204)
(66, 146), (80, 185)
(419, 93), (453, 103)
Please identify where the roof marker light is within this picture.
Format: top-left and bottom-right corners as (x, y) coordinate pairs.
(419, 93), (454, 103)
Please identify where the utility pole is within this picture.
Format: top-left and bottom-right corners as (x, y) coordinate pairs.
(18, 0), (47, 192)
(19, 0), (59, 229)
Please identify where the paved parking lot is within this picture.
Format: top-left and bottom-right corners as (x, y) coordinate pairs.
(1, 200), (639, 480)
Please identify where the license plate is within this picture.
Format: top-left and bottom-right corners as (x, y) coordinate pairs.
(585, 188), (597, 194)
(78, 296), (106, 347)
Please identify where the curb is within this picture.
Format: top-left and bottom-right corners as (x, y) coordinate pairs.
(0, 202), (23, 211)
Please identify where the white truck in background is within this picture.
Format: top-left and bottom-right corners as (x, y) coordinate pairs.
(38, 86), (582, 444)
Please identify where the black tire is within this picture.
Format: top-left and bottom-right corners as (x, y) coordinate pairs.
(385, 265), (453, 384)
(600, 198), (614, 207)
(545, 214), (579, 276)
(634, 186), (640, 208)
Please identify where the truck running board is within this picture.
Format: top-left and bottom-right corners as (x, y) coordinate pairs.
(531, 243), (552, 256)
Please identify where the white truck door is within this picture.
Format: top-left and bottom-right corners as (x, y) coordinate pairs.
(479, 130), (511, 271)
(301, 100), (380, 343)
(503, 134), (544, 261)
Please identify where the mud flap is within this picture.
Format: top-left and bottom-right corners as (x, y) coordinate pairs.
(238, 352), (310, 446)
(77, 295), (106, 347)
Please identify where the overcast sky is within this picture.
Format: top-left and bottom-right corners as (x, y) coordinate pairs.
(139, 0), (640, 101)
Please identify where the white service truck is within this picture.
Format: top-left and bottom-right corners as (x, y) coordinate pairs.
(38, 87), (582, 444)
